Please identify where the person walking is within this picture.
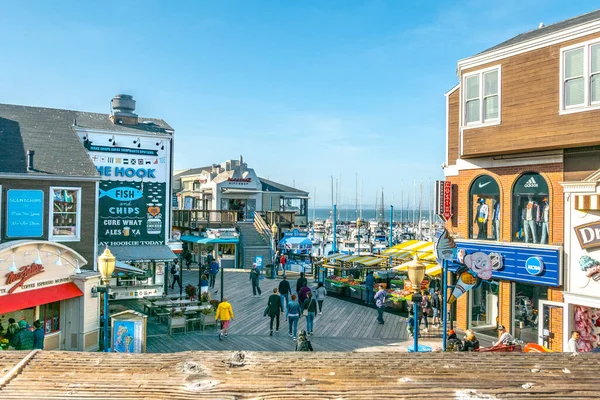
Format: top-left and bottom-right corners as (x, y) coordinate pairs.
(302, 292), (318, 335)
(209, 259), (219, 290)
(278, 276), (291, 311)
(313, 282), (327, 315)
(420, 291), (431, 333)
(280, 253), (288, 275)
(13, 320), (34, 350)
(171, 260), (182, 291)
(33, 320), (44, 350)
(273, 250), (281, 276)
(5, 318), (18, 348)
(365, 271), (375, 305)
(296, 272), (307, 295)
(374, 285), (387, 325)
(267, 288), (283, 336)
(249, 263), (262, 296)
(216, 297), (234, 341)
(298, 282), (311, 306)
(286, 294), (301, 340)
(431, 289), (441, 328)
(199, 275), (209, 295)
(184, 252), (193, 271)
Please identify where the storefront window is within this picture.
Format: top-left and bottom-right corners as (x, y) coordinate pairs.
(219, 244), (235, 256)
(282, 198), (306, 215)
(511, 173), (550, 244)
(43, 301), (60, 334)
(50, 187), (81, 241)
(470, 280), (499, 335)
(468, 175), (500, 240)
(513, 282), (546, 343)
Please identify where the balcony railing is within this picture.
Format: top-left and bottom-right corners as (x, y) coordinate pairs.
(258, 211), (296, 228)
(172, 210), (240, 228)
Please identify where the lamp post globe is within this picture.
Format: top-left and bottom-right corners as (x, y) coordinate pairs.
(405, 255), (426, 291)
(97, 247), (116, 285)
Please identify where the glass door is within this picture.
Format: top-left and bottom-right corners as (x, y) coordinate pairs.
(538, 300), (563, 348)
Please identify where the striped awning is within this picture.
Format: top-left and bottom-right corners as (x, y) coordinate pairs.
(392, 259), (442, 277)
(381, 240), (436, 263)
(326, 254), (384, 267)
(574, 194), (600, 211)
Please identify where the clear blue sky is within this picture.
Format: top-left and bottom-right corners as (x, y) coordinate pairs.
(1, 1), (597, 206)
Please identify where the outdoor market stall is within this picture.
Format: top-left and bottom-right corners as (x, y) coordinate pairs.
(323, 254), (386, 302)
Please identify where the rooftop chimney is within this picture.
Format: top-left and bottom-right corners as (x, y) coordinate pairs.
(110, 94), (138, 126)
(27, 150), (35, 171)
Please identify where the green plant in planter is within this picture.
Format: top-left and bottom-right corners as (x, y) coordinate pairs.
(201, 291), (211, 303)
(185, 284), (197, 299)
(209, 299), (220, 310)
(170, 307), (185, 318)
(201, 307), (215, 315)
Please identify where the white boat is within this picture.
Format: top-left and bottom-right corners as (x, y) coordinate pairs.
(338, 239), (372, 256)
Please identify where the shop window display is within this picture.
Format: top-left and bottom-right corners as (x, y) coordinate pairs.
(470, 280), (499, 335)
(573, 305), (600, 352)
(511, 173), (550, 244)
(42, 301), (60, 334)
(513, 283), (547, 343)
(468, 175), (500, 240)
(50, 188), (81, 240)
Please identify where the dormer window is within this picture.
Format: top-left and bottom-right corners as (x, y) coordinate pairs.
(463, 66), (501, 127)
(561, 40), (600, 113)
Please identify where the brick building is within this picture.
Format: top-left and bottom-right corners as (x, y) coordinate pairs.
(443, 10), (600, 350)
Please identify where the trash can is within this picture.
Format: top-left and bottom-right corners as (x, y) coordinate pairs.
(408, 344), (432, 352)
(265, 264), (274, 279)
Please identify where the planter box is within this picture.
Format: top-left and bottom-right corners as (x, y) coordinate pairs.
(200, 313), (217, 330)
(169, 316), (187, 335)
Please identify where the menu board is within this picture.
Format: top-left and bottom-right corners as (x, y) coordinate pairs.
(6, 190), (44, 237)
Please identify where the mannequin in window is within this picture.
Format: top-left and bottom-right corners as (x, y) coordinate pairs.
(475, 197), (489, 239)
(492, 199), (500, 241)
(540, 197), (550, 244)
(521, 195), (540, 243)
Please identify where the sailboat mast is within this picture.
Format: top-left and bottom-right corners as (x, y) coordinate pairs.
(419, 180), (423, 240)
(355, 172), (358, 222)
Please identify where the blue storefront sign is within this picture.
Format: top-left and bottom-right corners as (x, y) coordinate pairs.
(6, 190), (44, 237)
(448, 240), (562, 286)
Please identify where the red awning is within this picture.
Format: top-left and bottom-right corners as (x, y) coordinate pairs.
(0, 282), (83, 314)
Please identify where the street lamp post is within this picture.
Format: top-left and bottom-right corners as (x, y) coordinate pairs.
(406, 255), (425, 352)
(97, 247), (116, 352)
(271, 223), (279, 278)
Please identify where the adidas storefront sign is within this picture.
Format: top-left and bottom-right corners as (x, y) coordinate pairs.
(524, 177), (538, 188)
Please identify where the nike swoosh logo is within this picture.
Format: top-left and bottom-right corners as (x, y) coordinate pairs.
(478, 182), (491, 188)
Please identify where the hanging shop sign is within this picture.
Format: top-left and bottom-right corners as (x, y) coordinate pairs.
(227, 177), (251, 183)
(448, 240), (562, 287)
(6, 190), (44, 238)
(81, 133), (170, 248)
(579, 255), (600, 283)
(574, 221), (600, 250)
(283, 228), (309, 238)
(434, 181), (452, 221)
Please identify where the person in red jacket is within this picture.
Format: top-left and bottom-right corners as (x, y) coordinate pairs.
(280, 254), (287, 276)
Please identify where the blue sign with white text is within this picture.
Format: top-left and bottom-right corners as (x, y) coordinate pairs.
(448, 241), (561, 286)
(7, 190), (44, 237)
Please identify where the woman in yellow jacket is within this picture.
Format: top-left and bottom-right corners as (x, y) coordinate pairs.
(216, 297), (234, 341)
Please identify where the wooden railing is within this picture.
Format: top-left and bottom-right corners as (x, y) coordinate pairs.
(172, 210), (240, 228)
(254, 212), (272, 245)
(259, 211), (296, 228)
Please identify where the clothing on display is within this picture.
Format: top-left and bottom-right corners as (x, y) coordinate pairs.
(521, 196), (540, 244)
(540, 198), (550, 244)
(475, 198), (489, 240)
(492, 200), (500, 241)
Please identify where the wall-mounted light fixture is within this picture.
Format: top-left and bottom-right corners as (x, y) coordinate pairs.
(74, 259), (81, 274)
(109, 135), (116, 146)
(156, 140), (164, 150)
(8, 254), (17, 273)
(55, 250), (63, 266)
(133, 137), (141, 148)
(35, 248), (42, 264)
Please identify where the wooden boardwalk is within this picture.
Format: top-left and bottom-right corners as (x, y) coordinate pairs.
(115, 268), (447, 352)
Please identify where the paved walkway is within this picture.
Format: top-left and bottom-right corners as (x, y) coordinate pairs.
(116, 268), (445, 352)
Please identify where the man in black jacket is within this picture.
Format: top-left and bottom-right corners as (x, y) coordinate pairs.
(431, 290), (441, 328)
(278, 276), (291, 311)
(296, 272), (307, 295)
(266, 288), (283, 335)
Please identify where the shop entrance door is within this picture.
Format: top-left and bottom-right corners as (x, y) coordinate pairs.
(538, 300), (563, 349)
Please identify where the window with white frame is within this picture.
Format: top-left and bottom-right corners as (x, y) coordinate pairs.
(562, 42), (600, 110)
(49, 187), (81, 241)
(463, 67), (500, 126)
